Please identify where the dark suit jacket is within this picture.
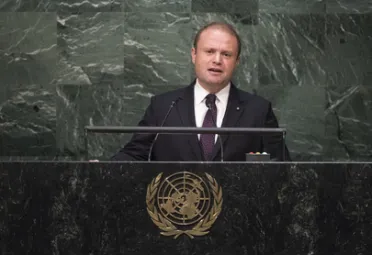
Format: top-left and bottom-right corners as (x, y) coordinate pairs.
(111, 81), (290, 161)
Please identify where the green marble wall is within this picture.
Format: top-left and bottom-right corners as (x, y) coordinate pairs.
(0, 0), (371, 161)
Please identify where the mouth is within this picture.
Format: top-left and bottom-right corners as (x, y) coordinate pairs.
(208, 68), (223, 74)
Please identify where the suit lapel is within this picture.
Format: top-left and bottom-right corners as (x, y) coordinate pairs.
(211, 84), (245, 160)
(176, 81), (204, 161)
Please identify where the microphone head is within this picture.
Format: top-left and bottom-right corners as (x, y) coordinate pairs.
(173, 96), (182, 105)
(171, 97), (181, 106)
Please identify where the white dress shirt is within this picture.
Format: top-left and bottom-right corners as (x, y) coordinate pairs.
(194, 80), (230, 141)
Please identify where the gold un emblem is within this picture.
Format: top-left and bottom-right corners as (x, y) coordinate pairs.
(146, 171), (223, 239)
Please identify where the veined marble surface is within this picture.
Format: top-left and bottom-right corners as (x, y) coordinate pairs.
(0, 1), (371, 161)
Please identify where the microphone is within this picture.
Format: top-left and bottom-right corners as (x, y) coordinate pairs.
(206, 101), (224, 162)
(147, 97), (180, 161)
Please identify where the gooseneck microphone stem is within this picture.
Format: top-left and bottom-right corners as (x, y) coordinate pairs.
(148, 134), (159, 162)
(207, 103), (224, 162)
(282, 131), (286, 161)
(147, 98), (179, 161)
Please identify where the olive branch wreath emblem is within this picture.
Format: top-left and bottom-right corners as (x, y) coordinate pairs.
(146, 172), (223, 239)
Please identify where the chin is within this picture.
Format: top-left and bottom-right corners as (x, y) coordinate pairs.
(208, 79), (225, 86)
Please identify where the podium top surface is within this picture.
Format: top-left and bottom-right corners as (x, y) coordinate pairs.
(1, 160), (372, 164)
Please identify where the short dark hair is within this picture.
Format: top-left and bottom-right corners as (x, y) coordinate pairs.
(193, 22), (242, 58)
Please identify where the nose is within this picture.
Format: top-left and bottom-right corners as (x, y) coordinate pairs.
(212, 53), (222, 64)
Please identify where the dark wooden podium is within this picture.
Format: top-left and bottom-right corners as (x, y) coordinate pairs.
(0, 161), (371, 254)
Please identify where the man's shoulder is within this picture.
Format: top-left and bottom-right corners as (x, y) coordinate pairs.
(153, 86), (186, 100)
(235, 87), (271, 106)
(149, 83), (272, 106)
(150, 85), (190, 106)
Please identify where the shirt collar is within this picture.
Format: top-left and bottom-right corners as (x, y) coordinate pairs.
(194, 79), (230, 106)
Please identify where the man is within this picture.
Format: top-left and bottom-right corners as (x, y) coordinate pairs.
(111, 22), (290, 161)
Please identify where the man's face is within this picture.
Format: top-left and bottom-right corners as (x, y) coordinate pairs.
(191, 27), (239, 92)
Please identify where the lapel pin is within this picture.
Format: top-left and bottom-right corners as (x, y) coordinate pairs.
(236, 107), (240, 111)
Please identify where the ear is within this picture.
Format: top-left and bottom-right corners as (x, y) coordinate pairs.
(191, 47), (196, 64)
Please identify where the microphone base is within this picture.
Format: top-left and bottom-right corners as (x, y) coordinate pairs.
(245, 153), (271, 162)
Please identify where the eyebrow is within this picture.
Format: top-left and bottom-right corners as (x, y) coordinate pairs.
(203, 47), (234, 53)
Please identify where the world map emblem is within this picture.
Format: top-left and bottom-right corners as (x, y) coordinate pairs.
(146, 171), (223, 239)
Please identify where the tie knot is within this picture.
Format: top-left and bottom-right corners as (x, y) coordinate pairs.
(205, 94), (216, 107)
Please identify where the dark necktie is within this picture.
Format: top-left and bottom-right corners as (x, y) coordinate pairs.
(200, 94), (217, 160)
